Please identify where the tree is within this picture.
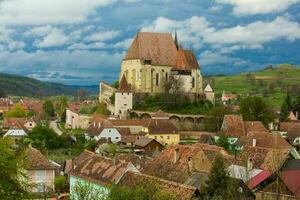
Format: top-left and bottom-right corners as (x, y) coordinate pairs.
(70, 181), (107, 200)
(163, 76), (184, 108)
(0, 89), (6, 98)
(216, 135), (230, 151)
(0, 138), (30, 200)
(5, 103), (27, 118)
(280, 93), (291, 122)
(95, 103), (110, 115)
(56, 96), (68, 121)
(239, 96), (274, 127)
(43, 99), (55, 118)
(205, 105), (232, 131)
(111, 81), (119, 89)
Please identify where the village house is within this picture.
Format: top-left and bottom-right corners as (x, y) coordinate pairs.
(109, 119), (149, 134)
(118, 171), (200, 200)
(3, 121), (28, 140)
(139, 111), (180, 145)
(279, 121), (300, 146)
(65, 103), (92, 129)
(2, 117), (39, 132)
(221, 91), (237, 105)
(142, 144), (234, 183)
(25, 147), (56, 193)
(133, 136), (164, 153)
(69, 152), (139, 199)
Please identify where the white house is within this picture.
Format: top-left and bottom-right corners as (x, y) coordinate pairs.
(85, 120), (125, 143)
(114, 75), (133, 119)
(65, 105), (91, 130)
(3, 121), (28, 139)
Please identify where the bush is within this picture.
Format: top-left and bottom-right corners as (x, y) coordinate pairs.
(55, 176), (66, 192)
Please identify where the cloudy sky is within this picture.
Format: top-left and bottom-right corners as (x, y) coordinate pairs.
(0, 0), (299, 85)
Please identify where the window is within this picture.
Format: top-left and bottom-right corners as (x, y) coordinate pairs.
(115, 137), (119, 140)
(29, 123), (33, 127)
(35, 170), (46, 181)
(109, 130), (111, 133)
(192, 77), (195, 88)
(165, 72), (168, 81)
(167, 136), (170, 140)
(155, 73), (159, 86)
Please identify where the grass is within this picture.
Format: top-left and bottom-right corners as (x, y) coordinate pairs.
(210, 64), (300, 107)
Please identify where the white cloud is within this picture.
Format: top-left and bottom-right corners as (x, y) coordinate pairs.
(35, 28), (69, 48)
(0, 0), (116, 25)
(204, 16), (300, 47)
(0, 26), (13, 42)
(200, 50), (243, 65)
(85, 30), (121, 42)
(141, 16), (214, 50)
(68, 42), (107, 50)
(216, 0), (300, 15)
(7, 41), (26, 51)
(208, 5), (223, 13)
(110, 38), (133, 49)
(24, 25), (53, 37)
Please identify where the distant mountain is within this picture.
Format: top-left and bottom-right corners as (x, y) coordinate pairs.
(69, 85), (99, 95)
(0, 73), (76, 97)
(209, 64), (300, 107)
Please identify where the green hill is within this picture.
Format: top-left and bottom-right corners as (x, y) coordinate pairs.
(0, 73), (76, 97)
(209, 64), (300, 107)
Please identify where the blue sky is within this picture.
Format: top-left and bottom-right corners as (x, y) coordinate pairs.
(0, 0), (299, 85)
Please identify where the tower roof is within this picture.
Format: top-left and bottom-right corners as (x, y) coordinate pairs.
(118, 75), (130, 92)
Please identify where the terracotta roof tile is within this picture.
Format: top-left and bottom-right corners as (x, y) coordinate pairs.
(145, 119), (178, 135)
(280, 122), (300, 141)
(118, 75), (131, 93)
(244, 121), (268, 133)
(26, 147), (55, 170)
(246, 131), (292, 149)
(119, 171), (198, 200)
(220, 115), (246, 137)
(86, 119), (114, 137)
(173, 49), (199, 70)
(134, 137), (155, 147)
(124, 32), (178, 66)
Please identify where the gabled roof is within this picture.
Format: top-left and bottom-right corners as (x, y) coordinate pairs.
(246, 131), (291, 149)
(204, 84), (213, 92)
(134, 136), (162, 148)
(145, 119), (178, 135)
(173, 48), (199, 70)
(280, 122), (300, 141)
(71, 154), (132, 186)
(124, 32), (178, 66)
(26, 147), (56, 170)
(86, 119), (115, 137)
(118, 75), (131, 93)
(119, 171), (199, 200)
(220, 115), (246, 137)
(244, 121), (267, 133)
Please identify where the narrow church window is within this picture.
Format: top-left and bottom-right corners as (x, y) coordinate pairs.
(165, 72), (168, 81)
(192, 77), (195, 88)
(156, 73), (159, 86)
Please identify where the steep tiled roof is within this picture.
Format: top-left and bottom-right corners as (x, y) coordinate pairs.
(280, 122), (300, 141)
(124, 32), (178, 66)
(220, 115), (246, 137)
(119, 171), (198, 200)
(280, 160), (300, 199)
(67, 102), (81, 114)
(3, 118), (26, 129)
(86, 119), (115, 137)
(236, 146), (290, 172)
(246, 131), (291, 149)
(173, 49), (199, 70)
(244, 121), (267, 133)
(26, 147), (55, 170)
(71, 154), (130, 186)
(118, 75), (131, 93)
(72, 150), (95, 168)
(134, 137), (155, 147)
(145, 119), (178, 135)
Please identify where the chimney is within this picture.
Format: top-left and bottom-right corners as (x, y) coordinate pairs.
(188, 157), (194, 174)
(252, 139), (256, 147)
(173, 148), (179, 164)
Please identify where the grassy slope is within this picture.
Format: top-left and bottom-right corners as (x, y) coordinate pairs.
(0, 73), (75, 97)
(210, 64), (300, 107)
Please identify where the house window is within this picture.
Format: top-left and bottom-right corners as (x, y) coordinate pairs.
(35, 170), (46, 181)
(192, 77), (195, 88)
(29, 123), (33, 127)
(156, 73), (159, 86)
(115, 137), (119, 140)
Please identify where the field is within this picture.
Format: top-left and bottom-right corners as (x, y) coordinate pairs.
(209, 64), (300, 107)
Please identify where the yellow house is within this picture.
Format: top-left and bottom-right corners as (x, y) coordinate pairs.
(119, 32), (203, 95)
(141, 111), (180, 145)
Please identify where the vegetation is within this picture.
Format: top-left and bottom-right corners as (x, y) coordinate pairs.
(0, 89), (6, 98)
(216, 135), (230, 152)
(239, 96), (274, 127)
(75, 88), (88, 101)
(54, 175), (66, 193)
(43, 99), (55, 118)
(0, 138), (30, 200)
(95, 102), (110, 115)
(111, 81), (119, 89)
(210, 64), (300, 107)
(5, 103), (27, 118)
(55, 96), (68, 121)
(205, 105), (233, 131)
(0, 72), (75, 97)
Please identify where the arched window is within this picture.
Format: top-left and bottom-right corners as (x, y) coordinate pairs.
(192, 77), (195, 88)
(156, 73), (159, 86)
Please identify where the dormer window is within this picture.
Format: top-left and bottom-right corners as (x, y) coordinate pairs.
(144, 60), (152, 65)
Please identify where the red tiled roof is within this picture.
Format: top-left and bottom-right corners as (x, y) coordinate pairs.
(86, 119), (114, 137)
(118, 75), (131, 93)
(244, 121), (268, 133)
(124, 32), (178, 66)
(280, 160), (300, 199)
(26, 147), (56, 170)
(220, 115), (246, 137)
(145, 119), (178, 135)
(173, 48), (199, 70)
(280, 122), (300, 141)
(248, 170), (272, 189)
(119, 171), (198, 200)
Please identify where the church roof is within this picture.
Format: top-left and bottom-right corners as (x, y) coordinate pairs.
(173, 48), (199, 70)
(124, 32), (178, 66)
(118, 75), (130, 92)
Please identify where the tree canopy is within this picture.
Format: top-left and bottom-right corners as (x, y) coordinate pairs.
(5, 103), (27, 118)
(43, 99), (55, 118)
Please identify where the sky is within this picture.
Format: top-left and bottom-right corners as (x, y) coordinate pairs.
(0, 0), (299, 85)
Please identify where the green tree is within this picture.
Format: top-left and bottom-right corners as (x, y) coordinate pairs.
(54, 175), (66, 193)
(205, 105), (232, 131)
(95, 103), (110, 115)
(239, 96), (274, 127)
(280, 94), (290, 122)
(27, 125), (67, 150)
(0, 89), (6, 98)
(216, 135), (230, 151)
(70, 181), (107, 200)
(0, 138), (30, 200)
(56, 96), (68, 121)
(43, 99), (55, 118)
(5, 103), (27, 118)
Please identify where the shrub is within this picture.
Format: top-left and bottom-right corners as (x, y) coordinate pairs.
(55, 176), (66, 192)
